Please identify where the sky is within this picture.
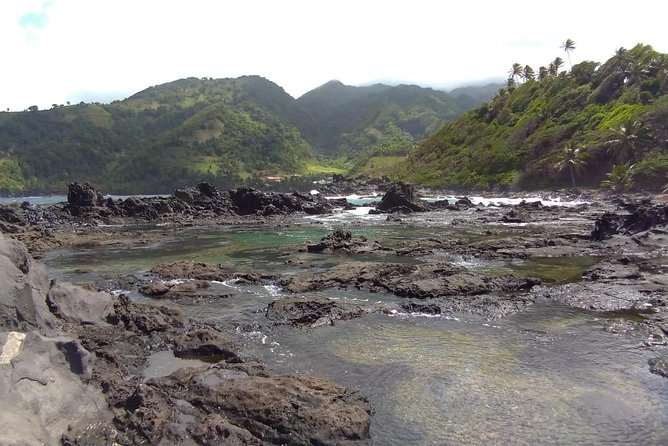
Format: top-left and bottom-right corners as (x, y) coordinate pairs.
(2, 0), (668, 111)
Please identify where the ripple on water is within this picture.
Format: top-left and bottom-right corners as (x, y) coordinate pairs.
(266, 312), (667, 446)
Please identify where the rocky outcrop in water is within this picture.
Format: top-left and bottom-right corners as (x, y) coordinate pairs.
(267, 296), (366, 327)
(0, 232), (374, 445)
(375, 182), (428, 213)
(304, 229), (389, 254)
(279, 261), (541, 317)
(591, 200), (668, 241)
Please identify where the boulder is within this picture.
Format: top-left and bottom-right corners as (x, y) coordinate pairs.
(0, 332), (111, 445)
(376, 182), (427, 213)
(172, 328), (242, 363)
(46, 281), (115, 325)
(67, 182), (104, 208)
(266, 296), (365, 327)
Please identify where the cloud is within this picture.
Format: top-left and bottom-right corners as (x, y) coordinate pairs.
(1, 0), (667, 111)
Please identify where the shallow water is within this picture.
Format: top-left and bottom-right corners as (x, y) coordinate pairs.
(43, 209), (668, 445)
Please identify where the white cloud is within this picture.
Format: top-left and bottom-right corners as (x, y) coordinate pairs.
(1, 0), (667, 110)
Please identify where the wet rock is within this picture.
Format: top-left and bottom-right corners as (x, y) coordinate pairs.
(500, 209), (529, 223)
(172, 328), (242, 363)
(591, 201), (668, 240)
(266, 296), (365, 327)
(139, 281), (171, 296)
(155, 363), (373, 445)
(150, 261), (236, 281)
(188, 413), (259, 445)
(582, 261), (642, 281)
(648, 356), (668, 378)
(591, 212), (623, 241)
(400, 301), (442, 315)
(108, 295), (183, 333)
(376, 182), (427, 213)
(306, 229), (387, 254)
(67, 182), (104, 209)
(280, 261), (541, 316)
(455, 196), (475, 208)
(0, 205), (25, 224)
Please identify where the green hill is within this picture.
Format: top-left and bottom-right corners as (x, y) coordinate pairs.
(295, 81), (498, 176)
(394, 44), (668, 191)
(0, 76), (319, 193)
(0, 76), (499, 194)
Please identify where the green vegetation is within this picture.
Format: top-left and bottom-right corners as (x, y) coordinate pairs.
(393, 43), (668, 191)
(0, 76), (496, 194)
(295, 81), (497, 174)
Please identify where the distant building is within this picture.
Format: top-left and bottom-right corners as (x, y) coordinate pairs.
(265, 176), (282, 183)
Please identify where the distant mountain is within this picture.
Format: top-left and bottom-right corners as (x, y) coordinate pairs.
(449, 82), (504, 105)
(0, 76), (495, 194)
(392, 44), (668, 191)
(0, 76), (320, 193)
(295, 81), (494, 176)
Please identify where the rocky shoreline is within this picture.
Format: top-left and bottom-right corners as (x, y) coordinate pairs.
(1, 182), (667, 444)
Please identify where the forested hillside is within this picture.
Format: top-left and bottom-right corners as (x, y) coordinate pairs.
(0, 76), (495, 194)
(296, 81), (497, 177)
(395, 44), (668, 191)
(0, 76), (322, 193)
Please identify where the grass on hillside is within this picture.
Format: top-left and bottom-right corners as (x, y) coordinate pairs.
(353, 155), (406, 178)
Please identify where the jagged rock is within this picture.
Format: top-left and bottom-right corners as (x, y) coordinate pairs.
(172, 328), (242, 363)
(376, 182), (427, 213)
(139, 281), (171, 296)
(648, 355), (668, 378)
(592, 201), (668, 240)
(266, 296), (365, 327)
(150, 261), (236, 281)
(400, 301), (442, 315)
(582, 261), (642, 281)
(67, 182), (104, 209)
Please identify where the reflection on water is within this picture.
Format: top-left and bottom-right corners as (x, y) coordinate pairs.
(42, 217), (668, 445)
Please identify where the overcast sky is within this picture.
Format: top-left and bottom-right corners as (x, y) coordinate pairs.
(2, 0), (668, 111)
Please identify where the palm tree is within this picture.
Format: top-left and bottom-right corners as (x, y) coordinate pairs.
(553, 57), (564, 74)
(538, 66), (549, 80)
(561, 39), (576, 70)
(509, 63), (523, 85)
(624, 61), (648, 86)
(613, 47), (629, 71)
(548, 62), (557, 76)
(605, 120), (651, 163)
(522, 65), (535, 81)
(506, 77), (516, 90)
(554, 144), (587, 188)
(601, 163), (635, 192)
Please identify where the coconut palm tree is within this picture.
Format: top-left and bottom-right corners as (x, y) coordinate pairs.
(601, 163), (635, 192)
(522, 65), (535, 81)
(509, 63), (523, 85)
(561, 39), (576, 70)
(538, 66), (549, 80)
(605, 120), (651, 163)
(553, 57), (564, 74)
(624, 60), (648, 86)
(613, 47), (629, 71)
(554, 144), (587, 188)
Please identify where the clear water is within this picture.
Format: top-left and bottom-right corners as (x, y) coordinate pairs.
(42, 206), (668, 445)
